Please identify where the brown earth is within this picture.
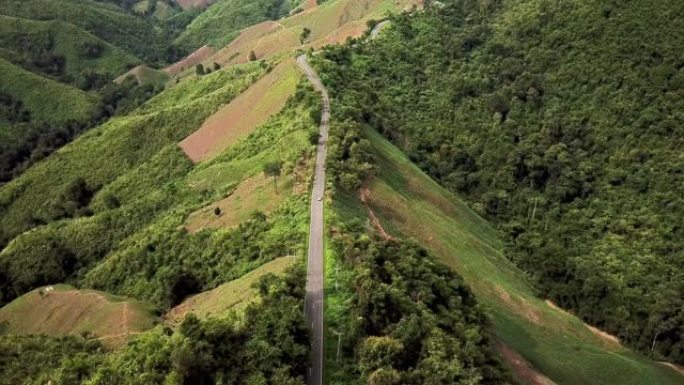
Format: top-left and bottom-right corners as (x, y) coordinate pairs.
(0, 286), (156, 349)
(179, 58), (299, 162)
(174, 0), (216, 10)
(165, 45), (216, 76)
(302, 0), (318, 10)
(114, 64), (170, 86)
(497, 342), (558, 385)
(359, 186), (393, 240)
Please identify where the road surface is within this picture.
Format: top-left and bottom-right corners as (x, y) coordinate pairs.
(297, 54), (329, 385)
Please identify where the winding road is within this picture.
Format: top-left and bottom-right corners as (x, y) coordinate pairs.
(298, 54), (329, 385)
(298, 21), (388, 385)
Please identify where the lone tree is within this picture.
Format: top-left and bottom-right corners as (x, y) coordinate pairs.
(214, 207), (221, 216)
(264, 161), (283, 194)
(213, 62), (221, 71)
(248, 50), (257, 62)
(300, 27), (311, 44)
(195, 63), (205, 76)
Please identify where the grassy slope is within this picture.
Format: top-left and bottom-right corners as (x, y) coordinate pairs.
(0, 0), (165, 62)
(335, 128), (683, 385)
(115, 64), (171, 86)
(175, 0), (288, 49)
(207, 0), (421, 67)
(0, 284), (156, 347)
(166, 255), (297, 322)
(0, 15), (141, 83)
(0, 58), (96, 124)
(0, 63), (263, 246)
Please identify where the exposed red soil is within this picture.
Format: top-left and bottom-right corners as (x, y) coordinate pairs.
(179, 58), (298, 162)
(302, 0), (318, 10)
(165, 45), (215, 76)
(359, 186), (394, 240)
(209, 21), (285, 66)
(174, 0), (216, 10)
(497, 342), (558, 385)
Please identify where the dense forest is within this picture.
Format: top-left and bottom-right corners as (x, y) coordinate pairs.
(316, 0), (684, 364)
(0, 265), (308, 385)
(325, 218), (511, 385)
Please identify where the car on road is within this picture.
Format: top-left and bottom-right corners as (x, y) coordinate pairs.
(317, 197), (323, 201)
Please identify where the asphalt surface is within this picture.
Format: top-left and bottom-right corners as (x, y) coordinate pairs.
(297, 54), (329, 385)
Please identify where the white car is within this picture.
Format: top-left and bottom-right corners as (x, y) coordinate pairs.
(317, 197), (323, 201)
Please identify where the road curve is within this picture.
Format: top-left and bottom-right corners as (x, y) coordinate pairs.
(297, 54), (329, 385)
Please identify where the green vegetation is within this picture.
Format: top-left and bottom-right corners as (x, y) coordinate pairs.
(175, 0), (297, 49)
(0, 60), (318, 314)
(0, 0), (183, 63)
(0, 265), (308, 385)
(317, 0), (684, 367)
(323, 218), (509, 384)
(0, 15), (140, 89)
(0, 59), (96, 124)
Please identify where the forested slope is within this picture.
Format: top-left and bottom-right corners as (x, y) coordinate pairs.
(317, 0), (684, 366)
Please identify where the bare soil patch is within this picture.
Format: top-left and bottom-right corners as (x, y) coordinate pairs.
(179, 58), (299, 162)
(174, 0), (216, 10)
(0, 286), (155, 349)
(497, 342), (558, 385)
(165, 45), (215, 76)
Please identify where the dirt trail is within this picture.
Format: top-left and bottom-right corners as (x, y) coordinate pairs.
(497, 342), (558, 385)
(359, 186), (393, 240)
(545, 300), (621, 346)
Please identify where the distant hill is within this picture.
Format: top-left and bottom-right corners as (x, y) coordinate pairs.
(0, 58), (97, 125)
(174, 0), (294, 49)
(0, 0), (172, 63)
(0, 15), (141, 89)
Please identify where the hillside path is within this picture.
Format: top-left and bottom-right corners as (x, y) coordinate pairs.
(297, 54), (329, 385)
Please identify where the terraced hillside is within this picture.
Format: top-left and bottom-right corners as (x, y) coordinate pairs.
(0, 53), (318, 383)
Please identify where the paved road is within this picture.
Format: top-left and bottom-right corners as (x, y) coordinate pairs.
(297, 54), (329, 385)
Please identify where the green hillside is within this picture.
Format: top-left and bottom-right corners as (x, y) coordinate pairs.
(0, 15), (141, 89)
(0, 0), (173, 63)
(0, 57), (316, 384)
(317, 0), (684, 368)
(329, 127), (683, 385)
(174, 0), (296, 49)
(0, 58), (97, 125)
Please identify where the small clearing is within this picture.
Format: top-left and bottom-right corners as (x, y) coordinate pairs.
(179, 58), (299, 162)
(165, 256), (296, 322)
(174, 0), (216, 10)
(185, 172), (296, 232)
(165, 45), (216, 76)
(0, 285), (156, 348)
